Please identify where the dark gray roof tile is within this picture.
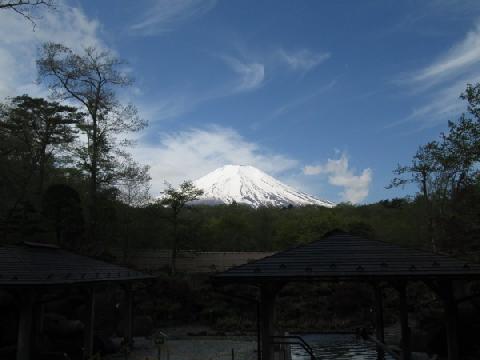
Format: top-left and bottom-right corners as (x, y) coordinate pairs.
(215, 233), (480, 282)
(0, 243), (153, 285)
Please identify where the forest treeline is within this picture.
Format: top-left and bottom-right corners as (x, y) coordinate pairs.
(1, 8), (480, 261)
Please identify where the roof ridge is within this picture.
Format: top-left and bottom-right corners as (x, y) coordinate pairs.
(214, 232), (480, 281)
(23, 241), (59, 249)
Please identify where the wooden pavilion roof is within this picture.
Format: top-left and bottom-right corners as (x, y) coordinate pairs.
(0, 242), (153, 286)
(215, 232), (480, 283)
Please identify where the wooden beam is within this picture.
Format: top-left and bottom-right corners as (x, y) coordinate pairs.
(256, 301), (261, 360)
(16, 290), (36, 360)
(259, 283), (280, 360)
(373, 285), (385, 359)
(426, 280), (460, 360)
(124, 284), (134, 348)
(442, 281), (459, 360)
(83, 287), (96, 359)
(397, 283), (411, 360)
(33, 300), (45, 352)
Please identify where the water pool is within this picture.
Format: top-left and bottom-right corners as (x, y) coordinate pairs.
(290, 334), (395, 360)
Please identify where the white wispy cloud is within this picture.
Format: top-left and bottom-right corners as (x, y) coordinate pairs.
(132, 126), (298, 194)
(130, 0), (217, 35)
(138, 54), (266, 123)
(410, 20), (480, 86)
(222, 56), (265, 92)
(0, 4), (106, 100)
(137, 95), (191, 123)
(395, 19), (480, 127)
(250, 80), (337, 131)
(391, 77), (480, 130)
(279, 48), (331, 72)
(270, 80), (336, 119)
(303, 152), (372, 204)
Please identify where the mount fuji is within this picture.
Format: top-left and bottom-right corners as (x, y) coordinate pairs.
(193, 165), (334, 208)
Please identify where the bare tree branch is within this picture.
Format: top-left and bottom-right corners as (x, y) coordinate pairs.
(0, 0), (56, 30)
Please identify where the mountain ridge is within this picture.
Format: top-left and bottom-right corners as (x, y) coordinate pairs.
(192, 164), (334, 208)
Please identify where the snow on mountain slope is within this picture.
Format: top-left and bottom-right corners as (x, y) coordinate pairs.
(193, 165), (334, 208)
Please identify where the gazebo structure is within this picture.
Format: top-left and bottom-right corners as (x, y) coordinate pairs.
(215, 231), (480, 360)
(0, 241), (153, 360)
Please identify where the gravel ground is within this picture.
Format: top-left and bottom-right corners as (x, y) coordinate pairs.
(105, 336), (257, 360)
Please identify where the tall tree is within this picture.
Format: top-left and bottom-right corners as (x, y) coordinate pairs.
(0, 96), (80, 228)
(4, 95), (80, 193)
(115, 154), (151, 262)
(388, 142), (441, 251)
(116, 154), (151, 207)
(37, 43), (147, 244)
(160, 181), (203, 275)
(389, 82), (480, 252)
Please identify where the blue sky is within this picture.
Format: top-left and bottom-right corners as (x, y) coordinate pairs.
(2, 0), (480, 204)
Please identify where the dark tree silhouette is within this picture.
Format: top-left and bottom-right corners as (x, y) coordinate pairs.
(160, 181), (203, 275)
(42, 184), (84, 249)
(37, 43), (147, 245)
(0, 96), (80, 232)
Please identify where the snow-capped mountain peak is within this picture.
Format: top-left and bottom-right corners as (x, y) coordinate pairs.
(193, 164), (334, 208)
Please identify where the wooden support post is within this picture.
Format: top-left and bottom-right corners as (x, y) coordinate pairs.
(443, 281), (459, 360)
(124, 284), (134, 348)
(16, 291), (35, 360)
(83, 287), (96, 360)
(260, 283), (279, 360)
(33, 301), (45, 352)
(374, 285), (385, 359)
(397, 283), (411, 360)
(427, 280), (460, 360)
(256, 301), (261, 360)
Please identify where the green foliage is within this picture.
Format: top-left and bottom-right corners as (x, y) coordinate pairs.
(159, 181), (204, 274)
(112, 199), (427, 254)
(42, 184), (84, 249)
(0, 95), (82, 241)
(389, 82), (480, 255)
(160, 181), (204, 210)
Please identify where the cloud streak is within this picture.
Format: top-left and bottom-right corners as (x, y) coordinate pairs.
(138, 54), (266, 124)
(303, 153), (372, 204)
(411, 21), (480, 85)
(130, 0), (217, 35)
(396, 19), (480, 127)
(132, 126), (298, 194)
(270, 80), (336, 119)
(0, 4), (106, 100)
(222, 56), (265, 92)
(279, 48), (331, 72)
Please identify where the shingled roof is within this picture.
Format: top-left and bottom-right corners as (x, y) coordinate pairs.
(0, 242), (153, 286)
(215, 232), (480, 283)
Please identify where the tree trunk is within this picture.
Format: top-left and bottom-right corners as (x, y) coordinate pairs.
(37, 150), (46, 196)
(89, 111), (98, 247)
(37, 131), (49, 196)
(421, 172), (436, 252)
(170, 216), (178, 275)
(122, 209), (131, 264)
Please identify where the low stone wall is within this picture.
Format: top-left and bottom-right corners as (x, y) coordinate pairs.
(111, 249), (274, 273)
